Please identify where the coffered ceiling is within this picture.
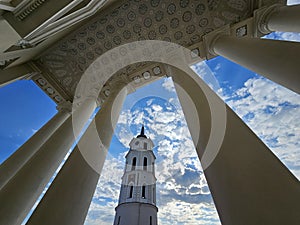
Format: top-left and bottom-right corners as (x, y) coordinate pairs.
(33, 0), (285, 102)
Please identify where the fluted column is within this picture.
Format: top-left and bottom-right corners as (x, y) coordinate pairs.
(171, 66), (300, 225)
(257, 4), (300, 34)
(26, 86), (128, 225)
(0, 98), (97, 225)
(0, 101), (71, 190)
(210, 35), (300, 94)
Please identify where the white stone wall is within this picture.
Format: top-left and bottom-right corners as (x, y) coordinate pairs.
(113, 203), (158, 225)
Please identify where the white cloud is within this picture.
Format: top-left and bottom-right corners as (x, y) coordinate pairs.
(152, 104), (163, 112)
(214, 63), (221, 71)
(279, 32), (300, 42)
(158, 201), (220, 225)
(162, 77), (175, 92)
(264, 31), (300, 43)
(224, 77), (300, 179)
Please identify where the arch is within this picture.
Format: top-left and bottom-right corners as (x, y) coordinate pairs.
(76, 41), (300, 224)
(129, 185), (133, 199)
(132, 157), (136, 170)
(143, 157), (147, 170)
(152, 187), (155, 203)
(74, 41), (225, 173)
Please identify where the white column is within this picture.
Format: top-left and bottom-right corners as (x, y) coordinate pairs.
(211, 35), (300, 94)
(0, 98), (97, 225)
(0, 17), (20, 52)
(257, 4), (300, 34)
(25, 86), (128, 225)
(172, 67), (300, 225)
(0, 101), (71, 190)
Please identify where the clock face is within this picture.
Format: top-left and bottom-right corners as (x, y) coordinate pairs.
(135, 141), (139, 145)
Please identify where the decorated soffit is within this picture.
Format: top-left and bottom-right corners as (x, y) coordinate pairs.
(38, 0), (259, 98)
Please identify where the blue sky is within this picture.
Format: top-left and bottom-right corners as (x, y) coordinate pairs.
(0, 80), (57, 164)
(1, 7), (300, 225)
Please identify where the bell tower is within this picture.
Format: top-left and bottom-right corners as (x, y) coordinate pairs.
(113, 126), (158, 225)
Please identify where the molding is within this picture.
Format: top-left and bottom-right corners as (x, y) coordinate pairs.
(115, 202), (158, 211)
(203, 25), (231, 60)
(253, 3), (283, 37)
(0, 57), (19, 69)
(32, 73), (66, 104)
(29, 61), (73, 103)
(23, 0), (109, 45)
(0, 2), (15, 11)
(186, 42), (206, 65)
(13, 0), (48, 21)
(56, 100), (72, 113)
(231, 17), (254, 38)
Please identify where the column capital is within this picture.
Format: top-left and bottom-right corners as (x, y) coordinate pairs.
(203, 25), (230, 59)
(56, 101), (72, 114)
(254, 3), (283, 37)
(73, 83), (103, 109)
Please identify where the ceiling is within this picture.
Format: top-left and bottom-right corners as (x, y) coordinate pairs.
(28, 0), (285, 102)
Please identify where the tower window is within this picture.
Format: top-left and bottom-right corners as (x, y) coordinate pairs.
(132, 157), (136, 170)
(144, 142), (147, 149)
(150, 216), (152, 225)
(117, 216), (121, 225)
(143, 157), (147, 170)
(153, 187), (155, 203)
(142, 185), (146, 198)
(129, 186), (133, 198)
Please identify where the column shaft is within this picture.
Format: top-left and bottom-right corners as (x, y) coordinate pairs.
(172, 67), (300, 225)
(213, 35), (300, 94)
(0, 63), (33, 87)
(0, 98), (97, 225)
(0, 107), (70, 190)
(268, 4), (300, 33)
(26, 87), (128, 225)
(0, 17), (20, 52)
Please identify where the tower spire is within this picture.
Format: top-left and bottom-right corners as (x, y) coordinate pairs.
(137, 125), (147, 138)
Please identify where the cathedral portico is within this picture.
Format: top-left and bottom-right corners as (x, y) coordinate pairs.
(0, 0), (299, 224)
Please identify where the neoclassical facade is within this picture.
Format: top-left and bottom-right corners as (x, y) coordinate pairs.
(0, 0), (299, 225)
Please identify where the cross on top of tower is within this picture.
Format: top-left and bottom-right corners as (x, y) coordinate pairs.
(137, 125), (147, 139)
